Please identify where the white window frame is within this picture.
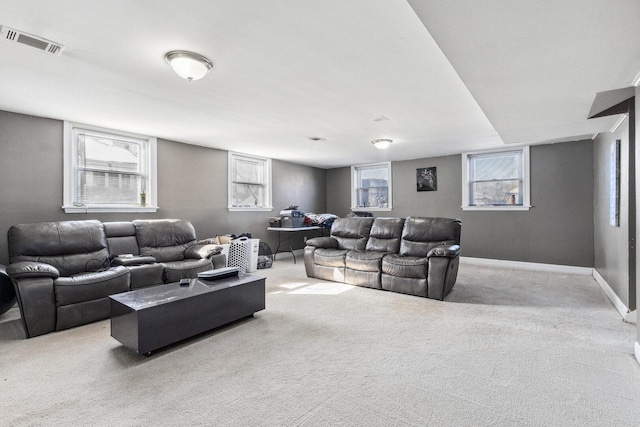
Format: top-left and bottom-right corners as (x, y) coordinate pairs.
(462, 146), (531, 211)
(63, 121), (158, 213)
(351, 161), (393, 212)
(228, 151), (273, 212)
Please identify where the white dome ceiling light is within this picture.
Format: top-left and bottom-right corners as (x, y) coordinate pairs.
(372, 139), (392, 150)
(165, 50), (213, 81)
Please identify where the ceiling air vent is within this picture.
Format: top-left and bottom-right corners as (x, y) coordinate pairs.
(0, 25), (65, 56)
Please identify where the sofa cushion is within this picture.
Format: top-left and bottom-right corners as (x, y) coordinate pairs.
(8, 220), (110, 276)
(133, 219), (197, 262)
(314, 248), (349, 268)
(382, 254), (428, 278)
(365, 217), (405, 253)
(330, 217), (374, 250)
(162, 258), (213, 283)
(104, 221), (140, 256)
(54, 266), (130, 306)
(399, 217), (461, 257)
(346, 250), (386, 272)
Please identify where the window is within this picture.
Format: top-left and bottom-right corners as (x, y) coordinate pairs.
(63, 122), (157, 213)
(462, 146), (530, 211)
(351, 162), (392, 211)
(228, 152), (272, 211)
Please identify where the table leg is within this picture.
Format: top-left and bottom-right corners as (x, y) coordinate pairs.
(273, 231), (297, 264)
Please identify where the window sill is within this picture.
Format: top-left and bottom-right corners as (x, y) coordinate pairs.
(63, 205), (159, 214)
(228, 206), (274, 212)
(351, 207), (393, 212)
(462, 205), (531, 211)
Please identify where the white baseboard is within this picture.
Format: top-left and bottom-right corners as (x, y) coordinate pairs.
(460, 256), (592, 276)
(592, 269), (636, 324)
(636, 342), (640, 365)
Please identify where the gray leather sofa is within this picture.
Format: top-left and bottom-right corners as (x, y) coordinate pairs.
(6, 219), (225, 338)
(304, 216), (461, 300)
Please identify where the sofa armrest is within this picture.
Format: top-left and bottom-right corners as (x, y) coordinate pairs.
(7, 262), (60, 337)
(184, 243), (224, 260)
(10, 275), (57, 338)
(305, 236), (338, 249)
(111, 256), (157, 267)
(6, 261), (60, 280)
(427, 244), (461, 259)
(427, 247), (461, 301)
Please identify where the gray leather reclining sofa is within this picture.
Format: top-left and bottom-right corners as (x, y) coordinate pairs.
(6, 219), (225, 338)
(304, 216), (461, 300)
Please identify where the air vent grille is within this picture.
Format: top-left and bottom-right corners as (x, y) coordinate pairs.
(0, 25), (65, 56)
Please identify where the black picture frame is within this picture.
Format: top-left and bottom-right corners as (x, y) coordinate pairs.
(417, 167), (437, 192)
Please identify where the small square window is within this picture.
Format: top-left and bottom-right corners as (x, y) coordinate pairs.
(228, 152), (272, 211)
(462, 147), (530, 211)
(351, 162), (392, 211)
(63, 122), (157, 213)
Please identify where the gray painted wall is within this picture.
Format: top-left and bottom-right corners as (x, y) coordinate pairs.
(0, 110), (326, 265)
(326, 140), (594, 267)
(593, 119), (630, 308)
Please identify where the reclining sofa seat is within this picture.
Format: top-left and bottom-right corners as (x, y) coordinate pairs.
(382, 217), (461, 300)
(303, 217), (374, 283)
(345, 217), (405, 289)
(103, 221), (165, 289)
(304, 216), (461, 300)
(7, 220), (130, 338)
(131, 219), (220, 282)
(6, 218), (225, 338)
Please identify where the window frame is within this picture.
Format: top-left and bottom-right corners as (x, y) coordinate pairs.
(63, 121), (158, 213)
(351, 161), (393, 212)
(461, 146), (530, 211)
(228, 151), (273, 212)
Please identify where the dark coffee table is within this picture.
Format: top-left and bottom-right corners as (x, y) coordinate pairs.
(109, 274), (265, 355)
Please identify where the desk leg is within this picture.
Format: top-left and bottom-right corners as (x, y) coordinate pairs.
(272, 231), (297, 264)
(273, 231), (282, 261)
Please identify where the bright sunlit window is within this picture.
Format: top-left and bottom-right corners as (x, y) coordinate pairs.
(462, 146), (530, 211)
(228, 152), (272, 211)
(351, 161), (392, 211)
(63, 122), (157, 213)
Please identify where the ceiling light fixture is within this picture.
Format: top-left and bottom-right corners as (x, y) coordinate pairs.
(372, 139), (392, 150)
(165, 50), (213, 81)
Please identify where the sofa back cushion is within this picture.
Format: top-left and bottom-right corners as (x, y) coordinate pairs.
(103, 221), (140, 256)
(133, 219), (197, 262)
(8, 220), (110, 276)
(366, 217), (405, 253)
(399, 217), (461, 257)
(330, 217), (374, 250)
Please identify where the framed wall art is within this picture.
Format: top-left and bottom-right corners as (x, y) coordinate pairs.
(417, 167), (437, 192)
(610, 139), (621, 227)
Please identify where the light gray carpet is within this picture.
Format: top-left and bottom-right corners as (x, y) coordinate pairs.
(1, 259), (639, 426)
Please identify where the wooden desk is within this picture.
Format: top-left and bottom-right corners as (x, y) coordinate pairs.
(267, 226), (322, 264)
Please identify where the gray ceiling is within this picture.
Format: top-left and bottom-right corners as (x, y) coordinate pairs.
(1, 0), (639, 168)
